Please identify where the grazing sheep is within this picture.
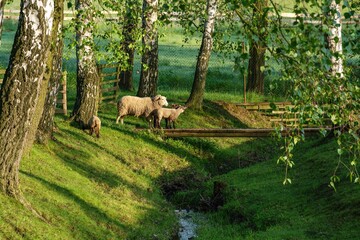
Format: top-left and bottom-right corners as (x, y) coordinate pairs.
(87, 115), (101, 138)
(153, 105), (187, 129)
(116, 95), (168, 127)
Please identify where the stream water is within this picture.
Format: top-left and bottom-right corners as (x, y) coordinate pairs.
(175, 209), (198, 240)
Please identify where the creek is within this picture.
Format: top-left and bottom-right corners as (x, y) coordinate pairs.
(175, 209), (198, 240)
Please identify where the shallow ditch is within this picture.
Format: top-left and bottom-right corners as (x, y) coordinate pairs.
(175, 209), (198, 240)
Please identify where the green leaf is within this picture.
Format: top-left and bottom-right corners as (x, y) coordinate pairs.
(337, 148), (343, 155)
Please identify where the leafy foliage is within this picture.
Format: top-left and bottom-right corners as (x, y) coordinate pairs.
(268, 0), (360, 187)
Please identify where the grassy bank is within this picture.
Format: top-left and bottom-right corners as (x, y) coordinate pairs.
(2, 97), (359, 239)
(1, 8), (359, 240)
(186, 136), (360, 239)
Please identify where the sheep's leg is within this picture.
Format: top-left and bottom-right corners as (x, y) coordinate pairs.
(116, 115), (124, 124)
(158, 117), (163, 129)
(153, 115), (157, 128)
(172, 121), (176, 129)
(95, 128), (100, 138)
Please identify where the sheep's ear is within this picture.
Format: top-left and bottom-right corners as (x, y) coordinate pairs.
(153, 95), (161, 101)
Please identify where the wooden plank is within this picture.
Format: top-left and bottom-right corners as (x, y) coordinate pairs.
(259, 105), (272, 110)
(100, 72), (118, 78)
(101, 86), (118, 93)
(161, 128), (327, 138)
(55, 109), (66, 114)
(101, 95), (117, 100)
(245, 105), (259, 110)
(0, 69), (5, 86)
(270, 118), (299, 122)
(101, 79), (118, 84)
(236, 101), (292, 106)
(98, 63), (120, 68)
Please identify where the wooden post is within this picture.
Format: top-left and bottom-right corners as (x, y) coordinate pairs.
(242, 42), (246, 104)
(62, 71), (67, 115)
(97, 64), (103, 105)
(0, 69), (5, 88)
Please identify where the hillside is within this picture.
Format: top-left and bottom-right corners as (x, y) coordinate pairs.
(1, 100), (359, 240)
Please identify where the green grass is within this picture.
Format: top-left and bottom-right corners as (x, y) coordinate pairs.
(1, 8), (360, 240)
(183, 138), (360, 240)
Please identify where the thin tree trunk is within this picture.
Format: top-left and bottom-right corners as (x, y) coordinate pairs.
(137, 0), (158, 97)
(246, 0), (268, 94)
(186, 0), (217, 109)
(0, 0), (5, 46)
(36, 0), (64, 144)
(247, 43), (266, 93)
(71, 0), (100, 127)
(327, 0), (343, 78)
(119, 0), (137, 91)
(0, 0), (53, 199)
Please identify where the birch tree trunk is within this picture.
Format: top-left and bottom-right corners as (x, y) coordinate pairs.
(246, 0), (268, 94)
(186, 0), (217, 109)
(0, 0), (54, 199)
(137, 0), (158, 97)
(71, 0), (100, 127)
(0, 0), (6, 46)
(36, 0), (64, 144)
(327, 0), (343, 78)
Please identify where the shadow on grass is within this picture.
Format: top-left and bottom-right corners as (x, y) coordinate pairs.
(20, 171), (127, 238)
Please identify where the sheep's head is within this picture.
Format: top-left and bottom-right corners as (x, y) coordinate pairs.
(178, 106), (187, 113)
(174, 105), (187, 113)
(153, 95), (169, 107)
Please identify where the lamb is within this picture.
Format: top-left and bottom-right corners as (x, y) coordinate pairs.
(84, 115), (101, 138)
(153, 105), (187, 129)
(116, 95), (168, 127)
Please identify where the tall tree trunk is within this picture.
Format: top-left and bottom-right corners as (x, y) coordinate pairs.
(246, 0), (268, 94)
(71, 0), (100, 127)
(119, 0), (137, 91)
(0, 0), (6, 46)
(186, 0), (217, 109)
(137, 0), (158, 97)
(0, 0), (54, 199)
(36, 0), (64, 144)
(326, 0), (343, 78)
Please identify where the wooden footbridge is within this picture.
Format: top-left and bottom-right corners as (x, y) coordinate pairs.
(157, 128), (329, 138)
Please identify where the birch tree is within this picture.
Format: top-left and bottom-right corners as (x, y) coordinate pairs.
(0, 0), (54, 201)
(137, 0), (158, 97)
(186, 0), (217, 109)
(71, 0), (101, 127)
(36, 0), (64, 144)
(326, 0), (343, 78)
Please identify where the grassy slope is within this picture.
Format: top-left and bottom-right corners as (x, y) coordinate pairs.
(194, 137), (360, 240)
(1, 4), (359, 239)
(0, 97), (265, 239)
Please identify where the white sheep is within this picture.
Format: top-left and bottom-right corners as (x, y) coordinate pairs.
(84, 115), (101, 138)
(153, 105), (187, 129)
(116, 95), (169, 127)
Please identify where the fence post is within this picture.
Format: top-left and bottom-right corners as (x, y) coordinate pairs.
(61, 71), (68, 115)
(242, 42), (246, 104)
